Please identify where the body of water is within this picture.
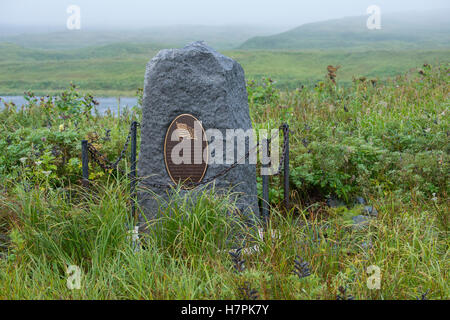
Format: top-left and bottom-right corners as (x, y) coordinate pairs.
(0, 96), (139, 114)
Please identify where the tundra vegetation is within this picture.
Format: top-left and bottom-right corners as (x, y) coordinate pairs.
(0, 64), (448, 299)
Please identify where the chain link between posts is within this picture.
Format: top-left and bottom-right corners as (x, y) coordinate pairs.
(86, 122), (139, 175)
(86, 122), (288, 190)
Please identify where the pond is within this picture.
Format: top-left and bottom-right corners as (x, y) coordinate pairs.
(0, 96), (139, 114)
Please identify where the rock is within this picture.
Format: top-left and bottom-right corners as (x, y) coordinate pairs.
(361, 239), (373, 250)
(326, 197), (346, 208)
(363, 205), (378, 217)
(355, 196), (366, 205)
(352, 215), (371, 229)
(138, 41), (259, 228)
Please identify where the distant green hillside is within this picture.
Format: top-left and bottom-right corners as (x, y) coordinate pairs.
(0, 42), (448, 95)
(0, 25), (286, 50)
(230, 49), (450, 89)
(0, 42), (162, 60)
(240, 10), (450, 50)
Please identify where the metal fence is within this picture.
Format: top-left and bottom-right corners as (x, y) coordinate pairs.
(81, 121), (290, 221)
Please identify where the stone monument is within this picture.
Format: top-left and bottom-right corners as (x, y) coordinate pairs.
(138, 41), (259, 227)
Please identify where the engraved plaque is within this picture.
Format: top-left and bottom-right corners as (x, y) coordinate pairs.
(164, 114), (208, 188)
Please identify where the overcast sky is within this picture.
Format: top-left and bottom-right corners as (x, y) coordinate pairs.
(1, 0), (449, 28)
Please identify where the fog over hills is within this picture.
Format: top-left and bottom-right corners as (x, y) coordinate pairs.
(1, 9), (449, 51)
(0, 25), (288, 50)
(240, 10), (450, 50)
(0, 8), (448, 95)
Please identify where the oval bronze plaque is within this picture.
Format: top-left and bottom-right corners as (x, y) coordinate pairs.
(164, 114), (208, 188)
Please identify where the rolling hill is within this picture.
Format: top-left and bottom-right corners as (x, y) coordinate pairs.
(240, 10), (450, 50)
(1, 10), (449, 96)
(0, 25), (287, 50)
(0, 41), (448, 95)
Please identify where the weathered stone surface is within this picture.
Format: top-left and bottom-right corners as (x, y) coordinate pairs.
(355, 196), (366, 205)
(360, 239), (373, 250)
(326, 196), (346, 208)
(363, 205), (378, 217)
(138, 41), (259, 227)
(352, 215), (371, 229)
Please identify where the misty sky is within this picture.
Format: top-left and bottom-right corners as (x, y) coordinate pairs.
(1, 0), (449, 28)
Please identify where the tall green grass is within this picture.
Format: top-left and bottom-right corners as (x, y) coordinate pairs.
(0, 178), (447, 299)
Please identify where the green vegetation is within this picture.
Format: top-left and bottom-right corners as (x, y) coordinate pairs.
(231, 49), (450, 89)
(0, 42), (160, 96)
(1, 42), (449, 95)
(0, 65), (448, 299)
(1, 10), (449, 95)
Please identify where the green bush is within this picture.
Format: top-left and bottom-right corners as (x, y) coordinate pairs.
(0, 85), (140, 187)
(248, 64), (449, 202)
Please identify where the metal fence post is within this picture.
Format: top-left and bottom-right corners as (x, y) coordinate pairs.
(261, 138), (270, 225)
(81, 140), (89, 188)
(283, 124), (290, 211)
(130, 121), (138, 219)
